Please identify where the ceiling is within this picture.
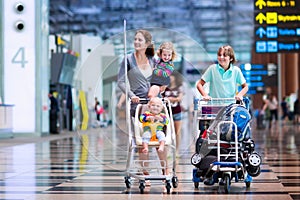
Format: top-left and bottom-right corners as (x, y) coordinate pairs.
(49, 0), (254, 63)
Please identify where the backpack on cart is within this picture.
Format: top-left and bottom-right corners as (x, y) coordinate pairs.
(208, 103), (252, 142)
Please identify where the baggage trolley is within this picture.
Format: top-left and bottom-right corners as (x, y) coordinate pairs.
(191, 98), (236, 189)
(124, 98), (178, 194)
(191, 98), (261, 193)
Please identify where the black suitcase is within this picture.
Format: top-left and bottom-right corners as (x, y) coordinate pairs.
(256, 113), (265, 130)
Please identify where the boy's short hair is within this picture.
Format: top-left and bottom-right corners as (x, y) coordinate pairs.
(218, 45), (236, 64)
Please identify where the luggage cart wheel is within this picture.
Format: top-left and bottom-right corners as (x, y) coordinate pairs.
(191, 153), (202, 166)
(224, 175), (231, 194)
(172, 176), (178, 188)
(194, 182), (199, 189)
(165, 180), (171, 194)
(124, 176), (131, 189)
(139, 180), (145, 194)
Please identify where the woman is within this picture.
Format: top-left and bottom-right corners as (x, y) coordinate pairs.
(117, 30), (169, 178)
(118, 29), (155, 116)
(162, 71), (184, 153)
(262, 87), (278, 129)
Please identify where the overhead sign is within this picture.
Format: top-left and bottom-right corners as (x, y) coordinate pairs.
(255, 0), (300, 11)
(240, 63), (277, 94)
(254, 0), (300, 53)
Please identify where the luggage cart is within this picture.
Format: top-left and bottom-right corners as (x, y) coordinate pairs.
(191, 98), (236, 188)
(124, 98), (178, 194)
(191, 98), (261, 193)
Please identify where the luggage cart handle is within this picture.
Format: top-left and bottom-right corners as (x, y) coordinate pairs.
(197, 97), (249, 103)
(136, 98), (171, 104)
(199, 98), (236, 101)
(195, 98), (246, 107)
(128, 98), (149, 104)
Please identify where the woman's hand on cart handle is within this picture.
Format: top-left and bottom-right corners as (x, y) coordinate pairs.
(131, 96), (140, 103)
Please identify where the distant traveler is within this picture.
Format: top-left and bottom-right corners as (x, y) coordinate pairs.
(49, 92), (59, 134)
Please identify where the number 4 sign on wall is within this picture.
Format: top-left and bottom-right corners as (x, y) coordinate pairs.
(12, 47), (29, 68)
(4, 0), (36, 132)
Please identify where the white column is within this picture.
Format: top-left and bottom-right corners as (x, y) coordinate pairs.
(3, 0), (36, 132)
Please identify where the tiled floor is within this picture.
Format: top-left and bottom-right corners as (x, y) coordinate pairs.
(0, 113), (299, 200)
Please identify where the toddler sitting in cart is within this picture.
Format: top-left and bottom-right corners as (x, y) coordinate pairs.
(139, 97), (169, 153)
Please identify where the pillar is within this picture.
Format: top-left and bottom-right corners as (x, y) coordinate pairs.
(284, 53), (298, 95)
(1, 0), (49, 135)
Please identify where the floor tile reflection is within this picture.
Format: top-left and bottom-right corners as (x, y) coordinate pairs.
(0, 115), (299, 199)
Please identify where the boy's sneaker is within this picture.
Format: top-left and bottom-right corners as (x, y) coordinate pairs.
(203, 177), (215, 185)
(219, 179), (224, 185)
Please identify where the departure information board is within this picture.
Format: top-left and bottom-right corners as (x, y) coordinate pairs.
(240, 63), (278, 94)
(254, 0), (300, 53)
